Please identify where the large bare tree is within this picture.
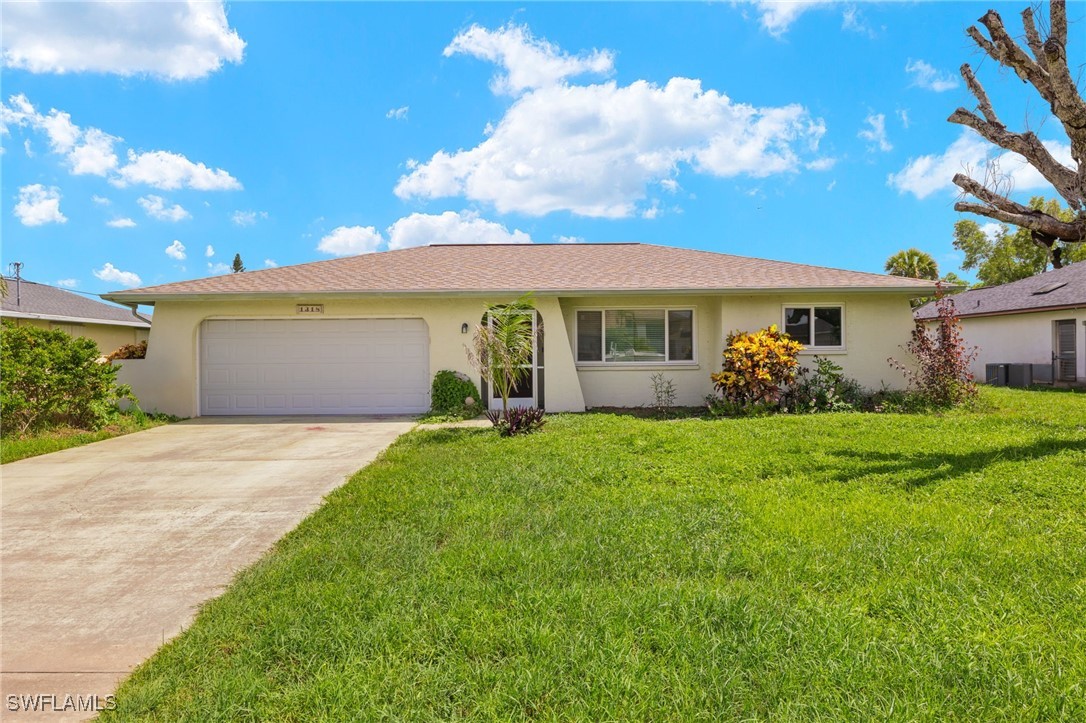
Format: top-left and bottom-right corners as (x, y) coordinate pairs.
(949, 0), (1085, 267)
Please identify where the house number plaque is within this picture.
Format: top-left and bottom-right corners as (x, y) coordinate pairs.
(296, 304), (324, 314)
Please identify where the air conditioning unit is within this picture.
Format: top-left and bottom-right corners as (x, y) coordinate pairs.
(985, 364), (1008, 386)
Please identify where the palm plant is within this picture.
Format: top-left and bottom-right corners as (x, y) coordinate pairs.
(465, 294), (536, 413)
(885, 248), (940, 280)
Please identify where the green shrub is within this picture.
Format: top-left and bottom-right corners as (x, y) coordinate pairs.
(430, 370), (481, 413)
(783, 356), (867, 413)
(0, 321), (134, 437)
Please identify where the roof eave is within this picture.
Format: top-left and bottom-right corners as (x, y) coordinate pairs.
(104, 284), (936, 304)
(0, 310), (152, 327)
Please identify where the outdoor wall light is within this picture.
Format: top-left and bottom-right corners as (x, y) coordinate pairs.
(461, 323), (470, 334)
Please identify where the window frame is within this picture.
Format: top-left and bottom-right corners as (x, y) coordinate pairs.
(780, 303), (846, 352)
(575, 306), (698, 367)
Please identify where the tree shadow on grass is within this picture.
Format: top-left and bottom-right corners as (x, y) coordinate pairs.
(820, 437), (1086, 489)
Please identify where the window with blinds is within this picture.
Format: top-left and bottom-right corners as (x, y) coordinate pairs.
(576, 309), (695, 364)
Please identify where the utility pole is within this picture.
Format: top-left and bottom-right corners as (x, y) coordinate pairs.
(8, 262), (23, 306)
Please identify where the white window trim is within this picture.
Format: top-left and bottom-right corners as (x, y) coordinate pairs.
(575, 306), (698, 367)
(781, 303), (846, 353)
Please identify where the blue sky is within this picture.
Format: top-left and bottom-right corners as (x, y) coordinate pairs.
(1, 1), (1073, 296)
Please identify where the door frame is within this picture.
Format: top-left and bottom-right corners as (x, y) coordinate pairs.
(1053, 319), (1077, 382)
(484, 311), (543, 411)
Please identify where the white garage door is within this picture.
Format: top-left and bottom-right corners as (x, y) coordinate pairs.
(200, 318), (429, 415)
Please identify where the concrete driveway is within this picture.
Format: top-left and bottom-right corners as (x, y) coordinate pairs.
(1, 417), (415, 719)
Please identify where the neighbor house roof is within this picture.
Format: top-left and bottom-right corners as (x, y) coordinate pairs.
(915, 261), (1086, 320)
(103, 244), (936, 303)
(1, 278), (151, 327)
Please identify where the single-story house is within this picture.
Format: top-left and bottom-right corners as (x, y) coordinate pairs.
(102, 243), (935, 417)
(915, 261), (1085, 384)
(1, 276), (151, 353)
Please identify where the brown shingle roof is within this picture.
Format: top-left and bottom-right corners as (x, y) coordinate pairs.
(1, 278), (151, 326)
(104, 243), (936, 302)
(915, 262), (1086, 319)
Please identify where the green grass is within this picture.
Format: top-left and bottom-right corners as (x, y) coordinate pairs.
(1, 411), (174, 464)
(105, 388), (1086, 721)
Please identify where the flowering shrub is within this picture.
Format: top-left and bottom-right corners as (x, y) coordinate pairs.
(710, 326), (803, 408)
(889, 293), (978, 407)
(106, 340), (147, 361)
(486, 407), (545, 436)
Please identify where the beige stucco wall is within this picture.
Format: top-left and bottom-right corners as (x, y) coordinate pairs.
(127, 291), (918, 417)
(560, 295), (722, 407)
(126, 296), (586, 417)
(720, 293), (918, 392)
(956, 308), (1086, 382)
(5, 317), (148, 354)
(561, 292), (916, 408)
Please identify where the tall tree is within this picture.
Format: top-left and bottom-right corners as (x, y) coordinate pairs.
(948, 0), (1085, 267)
(231, 254), (245, 273)
(954, 197), (1086, 286)
(885, 248), (940, 280)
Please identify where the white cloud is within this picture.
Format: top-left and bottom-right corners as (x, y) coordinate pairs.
(858, 113), (892, 152)
(398, 33), (826, 219)
(107, 217), (137, 228)
(841, 7), (878, 38)
(557, 235), (584, 244)
(386, 106), (409, 120)
(749, 1), (835, 38)
(897, 109), (910, 130)
(317, 225), (384, 256)
(445, 24), (613, 96)
(805, 157), (836, 171)
(165, 240), (187, 260)
(980, 222), (1005, 242)
(905, 59), (959, 93)
(93, 262), (141, 288)
(1, 1), (245, 80)
(207, 261), (231, 275)
(231, 209), (267, 226)
(92, 194), (111, 205)
(56, 278), (78, 289)
(387, 211), (532, 250)
(205, 244), (215, 257)
(114, 149), (241, 190)
(264, 258), (278, 268)
(2, 94), (237, 188)
(14, 184), (67, 226)
(826, 179), (837, 191)
(139, 194), (191, 222)
(23, 138), (33, 157)
(888, 130), (1075, 199)
(1, 95), (120, 175)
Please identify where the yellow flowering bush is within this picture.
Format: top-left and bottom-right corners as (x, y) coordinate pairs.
(710, 325), (804, 406)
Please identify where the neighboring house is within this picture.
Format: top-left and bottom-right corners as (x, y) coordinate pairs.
(102, 243), (935, 417)
(1, 276), (151, 354)
(915, 262), (1086, 385)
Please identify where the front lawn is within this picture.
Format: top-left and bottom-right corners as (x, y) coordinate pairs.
(1, 411), (174, 464)
(107, 388), (1086, 721)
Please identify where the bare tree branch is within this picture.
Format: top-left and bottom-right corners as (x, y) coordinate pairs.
(948, 0), (1086, 248)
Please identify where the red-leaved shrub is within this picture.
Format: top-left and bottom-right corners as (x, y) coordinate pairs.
(889, 291), (978, 407)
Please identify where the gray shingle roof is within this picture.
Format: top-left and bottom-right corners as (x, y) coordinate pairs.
(103, 243), (936, 303)
(914, 262), (1086, 320)
(1, 278), (150, 327)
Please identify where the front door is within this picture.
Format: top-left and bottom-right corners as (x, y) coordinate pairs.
(1054, 319), (1077, 382)
(487, 311), (543, 411)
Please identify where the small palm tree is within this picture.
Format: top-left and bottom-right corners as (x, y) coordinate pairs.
(466, 294), (535, 413)
(885, 248), (939, 280)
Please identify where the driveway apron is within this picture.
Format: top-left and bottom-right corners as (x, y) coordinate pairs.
(1, 417), (414, 720)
